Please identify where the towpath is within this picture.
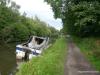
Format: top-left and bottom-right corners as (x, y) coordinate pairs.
(64, 38), (100, 75)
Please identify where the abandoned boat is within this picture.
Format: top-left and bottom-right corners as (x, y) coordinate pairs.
(16, 36), (49, 60)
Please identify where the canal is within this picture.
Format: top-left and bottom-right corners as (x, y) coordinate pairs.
(0, 44), (16, 75)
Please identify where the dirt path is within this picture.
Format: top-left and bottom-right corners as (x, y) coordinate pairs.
(64, 39), (100, 75)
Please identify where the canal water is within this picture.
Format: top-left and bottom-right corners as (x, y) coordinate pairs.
(0, 44), (16, 75)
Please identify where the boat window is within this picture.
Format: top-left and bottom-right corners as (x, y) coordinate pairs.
(35, 38), (44, 45)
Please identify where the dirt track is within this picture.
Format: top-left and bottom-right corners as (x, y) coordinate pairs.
(64, 39), (100, 75)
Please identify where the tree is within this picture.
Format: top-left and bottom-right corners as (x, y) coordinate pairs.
(0, 0), (59, 43)
(45, 0), (100, 37)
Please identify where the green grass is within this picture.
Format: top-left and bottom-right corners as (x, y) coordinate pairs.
(16, 37), (67, 75)
(73, 37), (100, 71)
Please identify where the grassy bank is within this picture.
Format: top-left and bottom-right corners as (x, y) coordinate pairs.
(73, 37), (100, 71)
(16, 37), (67, 75)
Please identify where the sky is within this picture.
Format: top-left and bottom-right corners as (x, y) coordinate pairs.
(11, 0), (62, 30)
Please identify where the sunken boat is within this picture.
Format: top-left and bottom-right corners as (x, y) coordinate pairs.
(16, 36), (49, 61)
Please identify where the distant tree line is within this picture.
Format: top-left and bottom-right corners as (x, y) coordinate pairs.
(0, 0), (59, 44)
(45, 0), (100, 37)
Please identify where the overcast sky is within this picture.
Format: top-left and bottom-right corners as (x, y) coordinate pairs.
(12, 0), (62, 30)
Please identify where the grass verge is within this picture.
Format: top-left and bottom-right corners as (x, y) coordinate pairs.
(16, 37), (67, 75)
(73, 37), (100, 71)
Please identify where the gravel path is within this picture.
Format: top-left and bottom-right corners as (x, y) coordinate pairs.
(64, 39), (100, 75)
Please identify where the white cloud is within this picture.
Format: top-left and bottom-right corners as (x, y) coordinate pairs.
(12, 0), (62, 30)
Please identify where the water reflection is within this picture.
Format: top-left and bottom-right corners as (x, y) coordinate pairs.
(0, 44), (16, 75)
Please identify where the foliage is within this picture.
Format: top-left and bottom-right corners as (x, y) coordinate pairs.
(45, 0), (100, 71)
(48, 26), (59, 43)
(16, 37), (67, 75)
(45, 0), (100, 37)
(73, 37), (100, 70)
(0, 0), (59, 43)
